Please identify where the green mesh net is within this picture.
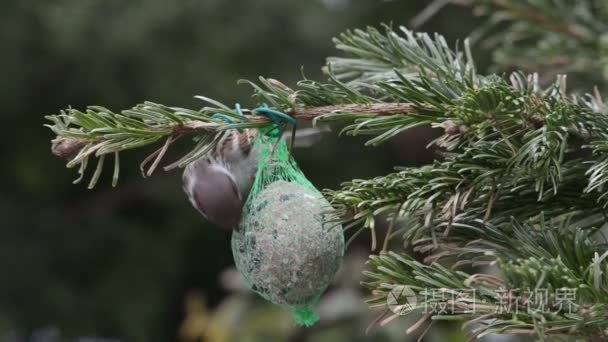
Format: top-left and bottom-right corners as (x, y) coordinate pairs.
(231, 126), (344, 326)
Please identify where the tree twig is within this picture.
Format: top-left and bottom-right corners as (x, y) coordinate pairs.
(453, 0), (592, 42)
(286, 103), (414, 119)
(51, 103), (416, 160)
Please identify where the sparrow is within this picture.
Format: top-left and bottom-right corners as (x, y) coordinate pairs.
(182, 129), (258, 230)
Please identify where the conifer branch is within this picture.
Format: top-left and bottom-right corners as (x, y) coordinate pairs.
(365, 246), (608, 338)
(47, 99), (420, 187)
(466, 0), (594, 42)
(454, 0), (608, 86)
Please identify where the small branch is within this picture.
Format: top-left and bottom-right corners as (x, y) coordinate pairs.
(411, 0), (451, 28)
(173, 121), (230, 134)
(455, 0), (592, 42)
(491, 118), (517, 156)
(286, 103), (414, 119)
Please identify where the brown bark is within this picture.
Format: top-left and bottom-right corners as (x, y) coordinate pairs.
(286, 103), (414, 119)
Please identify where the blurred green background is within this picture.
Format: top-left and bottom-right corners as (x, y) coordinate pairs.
(0, 1), (482, 341)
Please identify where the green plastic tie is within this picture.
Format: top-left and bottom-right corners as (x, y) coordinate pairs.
(291, 306), (320, 327)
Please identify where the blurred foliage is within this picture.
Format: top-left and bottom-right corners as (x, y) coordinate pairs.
(0, 0), (479, 340)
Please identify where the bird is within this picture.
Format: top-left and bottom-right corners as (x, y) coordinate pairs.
(182, 124), (331, 230)
(182, 129), (258, 230)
